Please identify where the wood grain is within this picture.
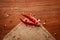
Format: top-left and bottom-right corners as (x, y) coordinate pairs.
(0, 0), (60, 40)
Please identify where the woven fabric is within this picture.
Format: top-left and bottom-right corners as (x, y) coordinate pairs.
(3, 22), (55, 40)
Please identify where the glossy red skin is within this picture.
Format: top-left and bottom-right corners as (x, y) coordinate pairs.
(20, 18), (34, 25)
(20, 14), (38, 26)
(22, 14), (38, 24)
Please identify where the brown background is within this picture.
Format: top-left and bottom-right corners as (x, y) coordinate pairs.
(0, 0), (60, 40)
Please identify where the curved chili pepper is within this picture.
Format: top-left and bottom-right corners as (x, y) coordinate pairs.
(22, 14), (38, 24)
(20, 18), (34, 25)
(20, 14), (39, 26)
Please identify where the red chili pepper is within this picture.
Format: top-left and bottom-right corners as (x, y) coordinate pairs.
(22, 14), (38, 24)
(20, 14), (38, 26)
(20, 18), (34, 25)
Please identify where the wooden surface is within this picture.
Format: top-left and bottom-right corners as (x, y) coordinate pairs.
(0, 0), (60, 40)
(3, 22), (55, 40)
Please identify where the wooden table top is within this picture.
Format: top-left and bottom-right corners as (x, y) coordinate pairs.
(0, 0), (60, 40)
